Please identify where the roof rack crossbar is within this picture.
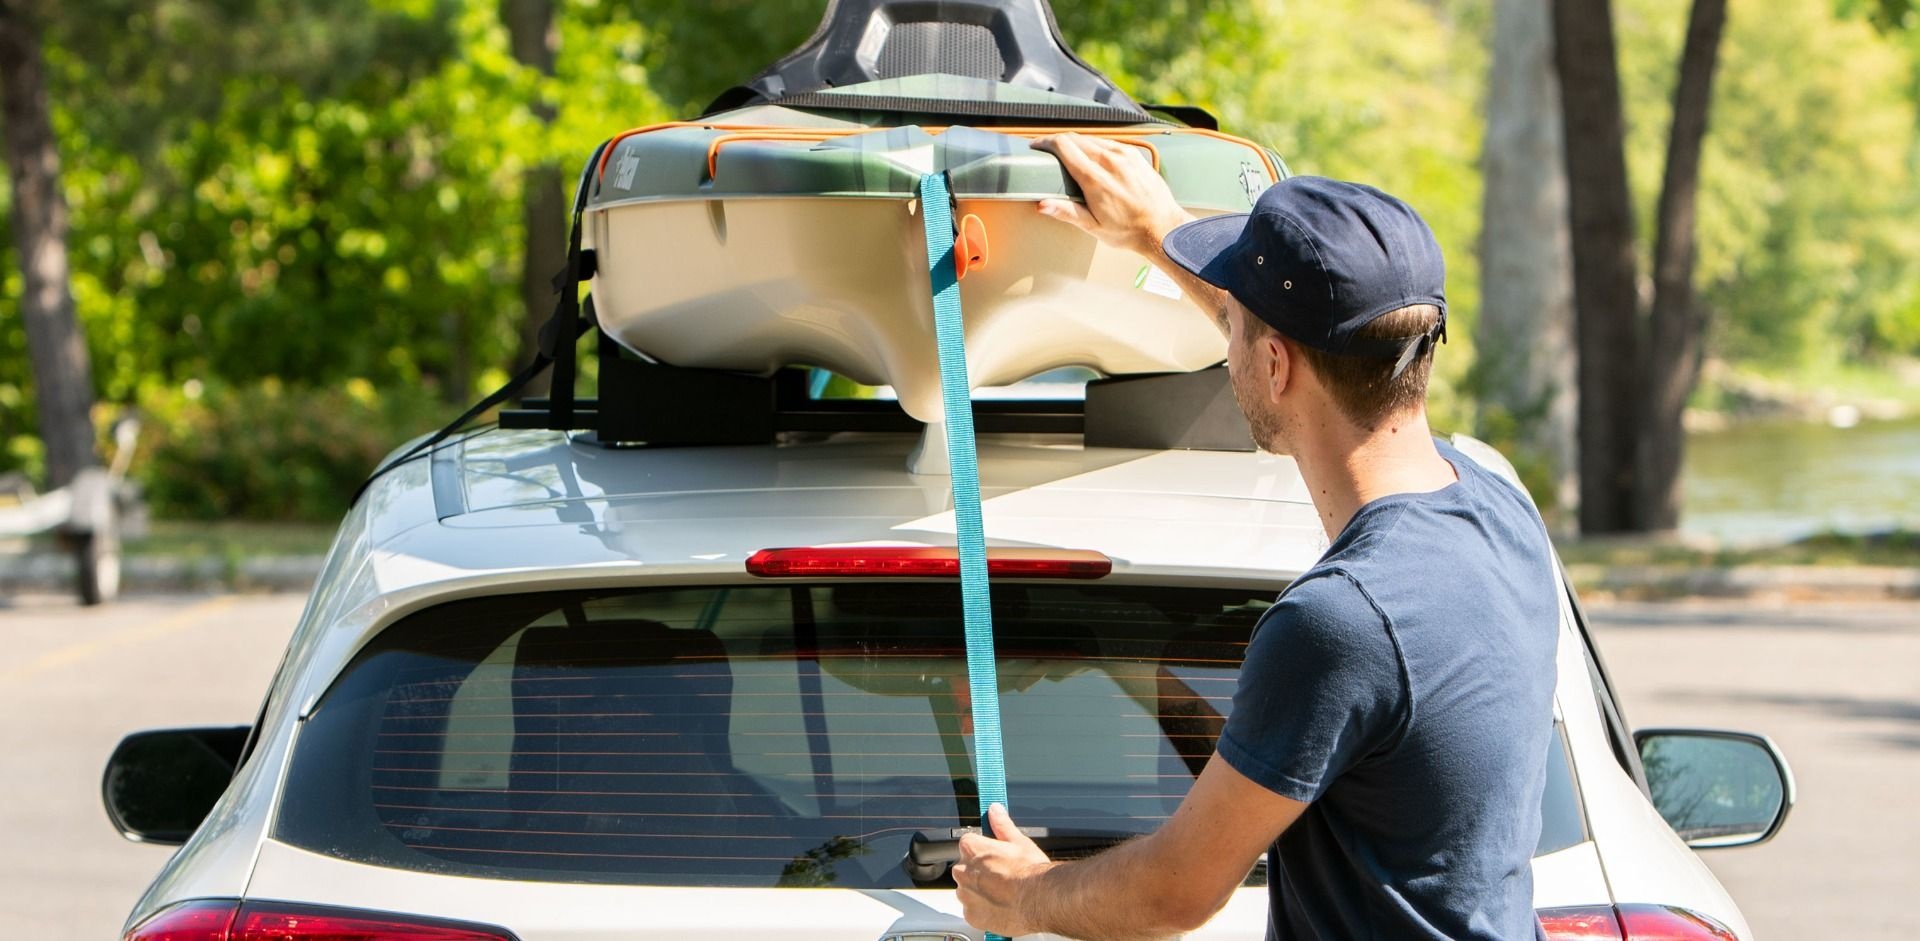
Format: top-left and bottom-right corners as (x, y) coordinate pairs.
(498, 325), (1248, 451)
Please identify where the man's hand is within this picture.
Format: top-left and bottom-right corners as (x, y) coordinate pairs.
(947, 758), (1307, 941)
(953, 804), (1054, 937)
(1033, 132), (1233, 337)
(1033, 133), (1196, 258)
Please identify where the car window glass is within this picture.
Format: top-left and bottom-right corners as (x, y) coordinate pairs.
(275, 584), (1583, 888)
(435, 627), (526, 791)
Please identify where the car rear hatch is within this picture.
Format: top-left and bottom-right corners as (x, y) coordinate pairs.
(241, 580), (1601, 939)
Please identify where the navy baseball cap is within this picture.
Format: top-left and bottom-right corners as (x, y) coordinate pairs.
(1163, 176), (1448, 379)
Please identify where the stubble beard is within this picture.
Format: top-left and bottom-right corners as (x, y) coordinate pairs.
(1230, 363), (1290, 455)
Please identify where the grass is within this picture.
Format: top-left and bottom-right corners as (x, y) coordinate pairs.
(6, 520), (334, 591)
(44, 519), (1920, 570)
(116, 521), (1920, 570)
(1555, 528), (1920, 570)
(23, 511), (1918, 578)
(123, 519), (337, 559)
(1765, 358), (1920, 407)
(1692, 357), (1920, 418)
(15, 519), (335, 559)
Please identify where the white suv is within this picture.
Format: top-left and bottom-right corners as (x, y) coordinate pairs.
(105, 412), (1792, 940)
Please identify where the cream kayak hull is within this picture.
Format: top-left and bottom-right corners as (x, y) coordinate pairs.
(584, 196), (1231, 422)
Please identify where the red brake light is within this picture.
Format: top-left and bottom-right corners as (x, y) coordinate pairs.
(1616, 905), (1739, 941)
(1539, 905), (1738, 941)
(746, 546), (1113, 579)
(1538, 906), (1624, 940)
(127, 901), (514, 941)
(125, 900), (239, 941)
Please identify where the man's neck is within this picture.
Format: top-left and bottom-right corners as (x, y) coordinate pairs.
(1291, 409), (1459, 542)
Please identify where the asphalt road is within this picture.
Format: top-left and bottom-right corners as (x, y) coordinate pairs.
(0, 592), (1913, 939)
(0, 593), (303, 938)
(1587, 599), (1920, 940)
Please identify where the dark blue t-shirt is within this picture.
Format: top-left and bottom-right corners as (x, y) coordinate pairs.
(1217, 439), (1559, 940)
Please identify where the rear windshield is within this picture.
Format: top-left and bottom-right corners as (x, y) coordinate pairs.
(277, 584), (1583, 887)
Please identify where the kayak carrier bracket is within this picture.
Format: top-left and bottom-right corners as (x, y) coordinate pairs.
(496, 335), (1254, 454)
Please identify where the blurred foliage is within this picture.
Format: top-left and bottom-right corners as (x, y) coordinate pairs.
(125, 377), (451, 520)
(2, 0), (1918, 520)
(1838, 0), (1918, 33)
(1620, 0), (1920, 371)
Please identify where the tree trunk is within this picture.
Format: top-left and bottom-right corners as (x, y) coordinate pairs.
(1635, 0), (1728, 532)
(1552, 0), (1642, 535)
(503, 0), (565, 398)
(1477, 0), (1580, 518)
(1, 0), (97, 489)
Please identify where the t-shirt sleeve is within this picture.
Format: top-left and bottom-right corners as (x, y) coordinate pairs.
(1216, 570), (1409, 803)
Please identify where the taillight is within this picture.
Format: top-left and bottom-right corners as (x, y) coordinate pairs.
(125, 900), (237, 941)
(1538, 906), (1622, 939)
(746, 546), (1113, 579)
(1616, 905), (1740, 941)
(126, 900), (515, 941)
(1539, 904), (1740, 941)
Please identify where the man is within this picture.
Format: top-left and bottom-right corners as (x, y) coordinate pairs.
(951, 135), (1559, 941)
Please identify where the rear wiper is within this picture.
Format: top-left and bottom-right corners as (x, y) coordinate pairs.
(903, 826), (1138, 883)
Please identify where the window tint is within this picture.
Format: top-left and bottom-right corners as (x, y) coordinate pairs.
(277, 583), (1582, 887)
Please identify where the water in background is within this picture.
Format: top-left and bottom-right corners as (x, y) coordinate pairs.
(1683, 417), (1920, 545)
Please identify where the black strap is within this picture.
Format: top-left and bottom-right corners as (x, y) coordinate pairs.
(1141, 103), (1219, 130)
(350, 140), (611, 507)
(754, 91), (1150, 124)
(1342, 316), (1449, 381)
(347, 355), (554, 505)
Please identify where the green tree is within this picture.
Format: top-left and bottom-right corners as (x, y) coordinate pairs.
(1552, 0), (1919, 532)
(1638, 0), (1729, 532)
(4, 0), (1917, 522)
(2, 0), (96, 488)
(1478, 0), (1578, 514)
(1621, 0), (1920, 368)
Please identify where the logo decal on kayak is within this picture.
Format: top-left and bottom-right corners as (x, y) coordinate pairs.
(1134, 264), (1184, 301)
(1239, 161), (1268, 206)
(614, 149), (641, 190)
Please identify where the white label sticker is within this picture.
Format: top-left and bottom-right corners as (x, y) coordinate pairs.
(1137, 264), (1184, 301)
(613, 149), (641, 190)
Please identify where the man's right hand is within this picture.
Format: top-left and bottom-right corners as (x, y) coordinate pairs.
(1033, 133), (1233, 338)
(1033, 133), (1196, 259)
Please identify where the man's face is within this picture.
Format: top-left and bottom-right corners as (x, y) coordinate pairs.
(1225, 299), (1290, 454)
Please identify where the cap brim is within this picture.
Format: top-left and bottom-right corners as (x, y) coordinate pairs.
(1161, 213), (1251, 290)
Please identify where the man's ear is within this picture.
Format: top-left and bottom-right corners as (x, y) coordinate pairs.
(1264, 332), (1293, 406)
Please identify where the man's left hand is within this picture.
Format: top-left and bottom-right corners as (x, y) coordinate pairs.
(954, 803), (1054, 937)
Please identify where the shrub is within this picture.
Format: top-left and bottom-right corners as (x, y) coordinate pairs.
(129, 378), (456, 522)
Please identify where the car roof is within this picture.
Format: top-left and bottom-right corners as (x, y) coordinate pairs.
(350, 428), (1331, 594)
(288, 426), (1529, 717)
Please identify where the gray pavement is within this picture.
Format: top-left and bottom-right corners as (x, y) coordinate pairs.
(0, 593), (1913, 938)
(1588, 600), (1920, 941)
(0, 593), (304, 937)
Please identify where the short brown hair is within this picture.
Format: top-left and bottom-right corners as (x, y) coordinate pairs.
(1247, 304), (1442, 430)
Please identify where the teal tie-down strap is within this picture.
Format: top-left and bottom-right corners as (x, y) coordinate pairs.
(917, 173), (1011, 865)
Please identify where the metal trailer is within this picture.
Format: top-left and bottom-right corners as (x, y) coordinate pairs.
(0, 418), (145, 605)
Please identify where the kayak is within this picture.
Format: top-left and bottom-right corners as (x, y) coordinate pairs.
(580, 76), (1288, 423)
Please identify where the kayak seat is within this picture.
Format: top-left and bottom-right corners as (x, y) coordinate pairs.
(705, 0), (1148, 122)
